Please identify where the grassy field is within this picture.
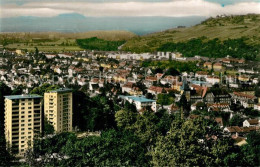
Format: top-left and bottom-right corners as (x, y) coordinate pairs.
(0, 31), (136, 52)
(122, 14), (260, 53)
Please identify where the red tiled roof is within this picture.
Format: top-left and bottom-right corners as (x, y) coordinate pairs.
(146, 76), (157, 81)
(213, 63), (222, 66)
(233, 92), (256, 100)
(196, 71), (208, 75)
(204, 62), (212, 65)
(247, 119), (259, 125)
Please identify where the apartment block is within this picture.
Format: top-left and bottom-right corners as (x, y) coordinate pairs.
(4, 94), (43, 157)
(44, 88), (73, 133)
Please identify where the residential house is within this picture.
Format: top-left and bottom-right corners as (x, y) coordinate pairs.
(207, 103), (231, 112)
(204, 91), (231, 104)
(206, 76), (220, 85)
(119, 95), (157, 112)
(231, 92), (256, 108)
(203, 62), (212, 70)
(243, 119), (260, 127)
(195, 71), (208, 79)
(213, 63), (223, 71)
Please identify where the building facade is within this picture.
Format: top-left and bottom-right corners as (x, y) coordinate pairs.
(44, 88), (73, 133)
(119, 95), (157, 112)
(4, 94), (43, 157)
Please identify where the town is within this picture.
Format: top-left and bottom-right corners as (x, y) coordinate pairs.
(0, 45), (260, 165)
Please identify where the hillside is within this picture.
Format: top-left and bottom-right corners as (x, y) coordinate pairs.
(122, 14), (260, 54)
(0, 31), (136, 52)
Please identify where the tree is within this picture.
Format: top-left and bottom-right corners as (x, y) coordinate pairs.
(35, 47), (39, 56)
(65, 129), (148, 166)
(239, 131), (260, 166)
(115, 109), (137, 130)
(179, 94), (190, 118)
(157, 93), (174, 106)
(44, 118), (54, 135)
(80, 95), (116, 131)
(30, 130), (148, 166)
(0, 83), (14, 166)
(150, 117), (240, 166)
(229, 115), (243, 126)
(30, 84), (60, 96)
(164, 67), (180, 76)
(12, 85), (23, 95)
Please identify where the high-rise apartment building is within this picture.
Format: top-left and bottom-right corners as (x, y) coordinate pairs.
(44, 88), (73, 133)
(4, 94), (43, 157)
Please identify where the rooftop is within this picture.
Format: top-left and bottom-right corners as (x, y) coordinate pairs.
(5, 94), (42, 100)
(119, 95), (155, 103)
(49, 88), (73, 93)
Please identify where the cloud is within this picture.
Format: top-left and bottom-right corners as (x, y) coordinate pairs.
(1, 0), (260, 18)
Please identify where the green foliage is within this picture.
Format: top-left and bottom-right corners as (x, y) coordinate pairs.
(30, 83), (60, 96)
(73, 95), (116, 131)
(158, 37), (259, 60)
(0, 83), (15, 166)
(142, 60), (201, 73)
(30, 130), (147, 166)
(242, 108), (260, 118)
(240, 131), (260, 165)
(123, 14), (260, 54)
(44, 118), (54, 135)
(229, 115), (244, 126)
(150, 117), (240, 166)
(65, 129), (147, 166)
(157, 93), (174, 106)
(115, 109), (138, 130)
(130, 110), (174, 146)
(164, 67), (180, 76)
(76, 37), (125, 51)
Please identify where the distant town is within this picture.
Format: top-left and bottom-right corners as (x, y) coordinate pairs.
(0, 29), (260, 166)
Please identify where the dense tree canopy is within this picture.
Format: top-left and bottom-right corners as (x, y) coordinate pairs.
(142, 60), (201, 73)
(150, 117), (240, 166)
(76, 37), (125, 51)
(158, 37), (259, 60)
(30, 83), (60, 96)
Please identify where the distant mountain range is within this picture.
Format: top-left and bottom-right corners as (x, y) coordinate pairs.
(1, 13), (206, 35)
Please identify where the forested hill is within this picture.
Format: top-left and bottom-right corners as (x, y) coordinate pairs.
(122, 14), (260, 60)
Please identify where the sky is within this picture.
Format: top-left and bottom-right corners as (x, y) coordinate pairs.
(0, 0), (260, 33)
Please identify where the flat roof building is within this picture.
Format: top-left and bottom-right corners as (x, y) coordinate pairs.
(119, 95), (156, 112)
(44, 88), (73, 133)
(4, 94), (43, 157)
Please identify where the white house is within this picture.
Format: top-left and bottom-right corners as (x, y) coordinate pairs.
(206, 76), (220, 85)
(119, 95), (157, 112)
(243, 119), (260, 127)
